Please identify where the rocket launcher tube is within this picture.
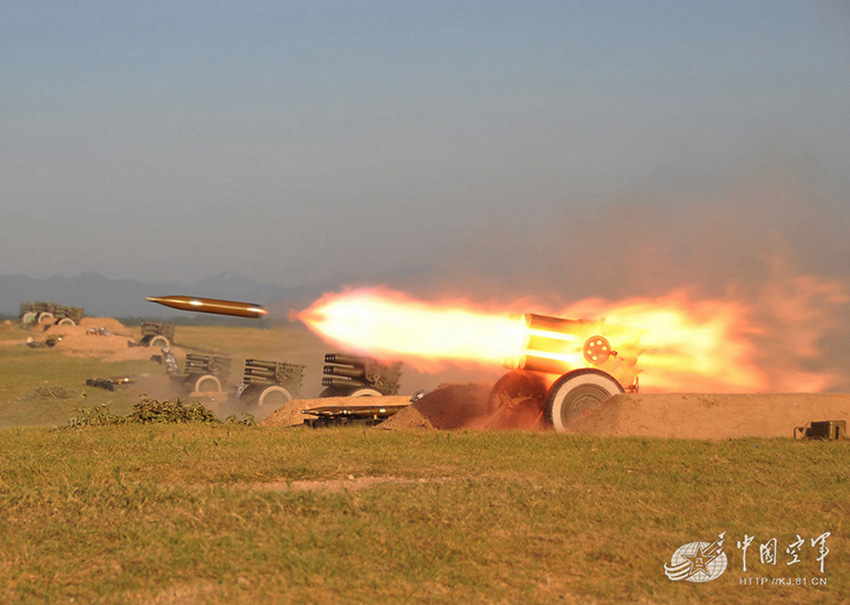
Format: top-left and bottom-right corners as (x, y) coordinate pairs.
(516, 312), (643, 388)
(323, 365), (366, 379)
(324, 353), (369, 366)
(322, 376), (364, 389)
(146, 295), (267, 318)
(525, 334), (580, 355)
(519, 354), (581, 375)
(243, 368), (277, 378)
(525, 313), (584, 334)
(245, 359), (279, 369)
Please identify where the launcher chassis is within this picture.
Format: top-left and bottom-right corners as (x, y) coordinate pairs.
(490, 313), (641, 432)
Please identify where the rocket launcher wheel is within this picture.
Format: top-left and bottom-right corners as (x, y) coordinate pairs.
(191, 374), (222, 394)
(486, 370), (548, 414)
(349, 388), (382, 397)
(545, 368), (624, 432)
(483, 370), (550, 430)
(257, 386), (293, 408)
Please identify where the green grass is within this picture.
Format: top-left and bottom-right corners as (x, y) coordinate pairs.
(0, 426), (847, 604)
(0, 321), (327, 428)
(0, 345), (156, 427)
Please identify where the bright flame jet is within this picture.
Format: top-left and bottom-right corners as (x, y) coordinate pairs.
(299, 288), (529, 368)
(297, 282), (846, 393)
(298, 287), (642, 388)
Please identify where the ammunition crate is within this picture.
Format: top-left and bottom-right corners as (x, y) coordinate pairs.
(795, 420), (846, 440)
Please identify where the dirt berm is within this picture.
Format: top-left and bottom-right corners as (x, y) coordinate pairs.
(566, 392), (850, 439)
(382, 387), (850, 438)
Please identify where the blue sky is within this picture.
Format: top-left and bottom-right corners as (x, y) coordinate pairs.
(2, 1), (848, 296)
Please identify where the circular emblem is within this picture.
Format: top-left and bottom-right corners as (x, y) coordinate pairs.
(664, 540), (728, 583)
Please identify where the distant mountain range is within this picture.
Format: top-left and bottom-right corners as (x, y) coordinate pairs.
(0, 272), (323, 320)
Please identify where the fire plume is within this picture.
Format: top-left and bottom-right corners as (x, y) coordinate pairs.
(298, 282), (846, 393)
(298, 288), (527, 369)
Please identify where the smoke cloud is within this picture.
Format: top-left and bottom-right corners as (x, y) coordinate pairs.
(397, 170), (850, 391)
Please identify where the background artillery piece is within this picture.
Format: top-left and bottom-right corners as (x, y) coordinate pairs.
(320, 353), (402, 397)
(137, 322), (175, 347)
(19, 301), (84, 327)
(238, 359), (305, 409)
(180, 353), (232, 394)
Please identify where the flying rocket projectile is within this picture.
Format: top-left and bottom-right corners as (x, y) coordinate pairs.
(146, 295), (268, 318)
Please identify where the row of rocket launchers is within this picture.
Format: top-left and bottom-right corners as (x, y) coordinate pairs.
(175, 352), (402, 396)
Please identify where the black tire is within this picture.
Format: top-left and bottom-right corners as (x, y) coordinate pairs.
(487, 370), (548, 414)
(349, 388), (382, 397)
(193, 374), (221, 393)
(238, 384), (262, 403)
(545, 369), (623, 432)
(257, 386), (292, 408)
(57, 317), (75, 326)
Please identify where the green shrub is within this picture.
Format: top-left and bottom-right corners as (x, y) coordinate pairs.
(64, 397), (256, 428)
(65, 402), (125, 428)
(128, 397), (219, 424)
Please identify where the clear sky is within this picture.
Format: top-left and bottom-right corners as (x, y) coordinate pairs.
(2, 1), (848, 295)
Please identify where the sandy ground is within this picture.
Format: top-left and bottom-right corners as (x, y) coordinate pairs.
(18, 317), (161, 362)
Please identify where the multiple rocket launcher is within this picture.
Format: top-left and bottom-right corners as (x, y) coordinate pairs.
(511, 313), (642, 387)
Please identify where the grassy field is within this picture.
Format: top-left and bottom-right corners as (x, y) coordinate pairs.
(0, 320), (847, 603)
(0, 320), (491, 427)
(0, 320), (330, 428)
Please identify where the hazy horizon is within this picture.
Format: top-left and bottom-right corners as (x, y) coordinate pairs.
(3, 2), (848, 295)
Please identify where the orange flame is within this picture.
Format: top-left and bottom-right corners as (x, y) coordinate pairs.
(298, 281), (847, 393)
(298, 288), (527, 370)
(558, 293), (761, 392)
